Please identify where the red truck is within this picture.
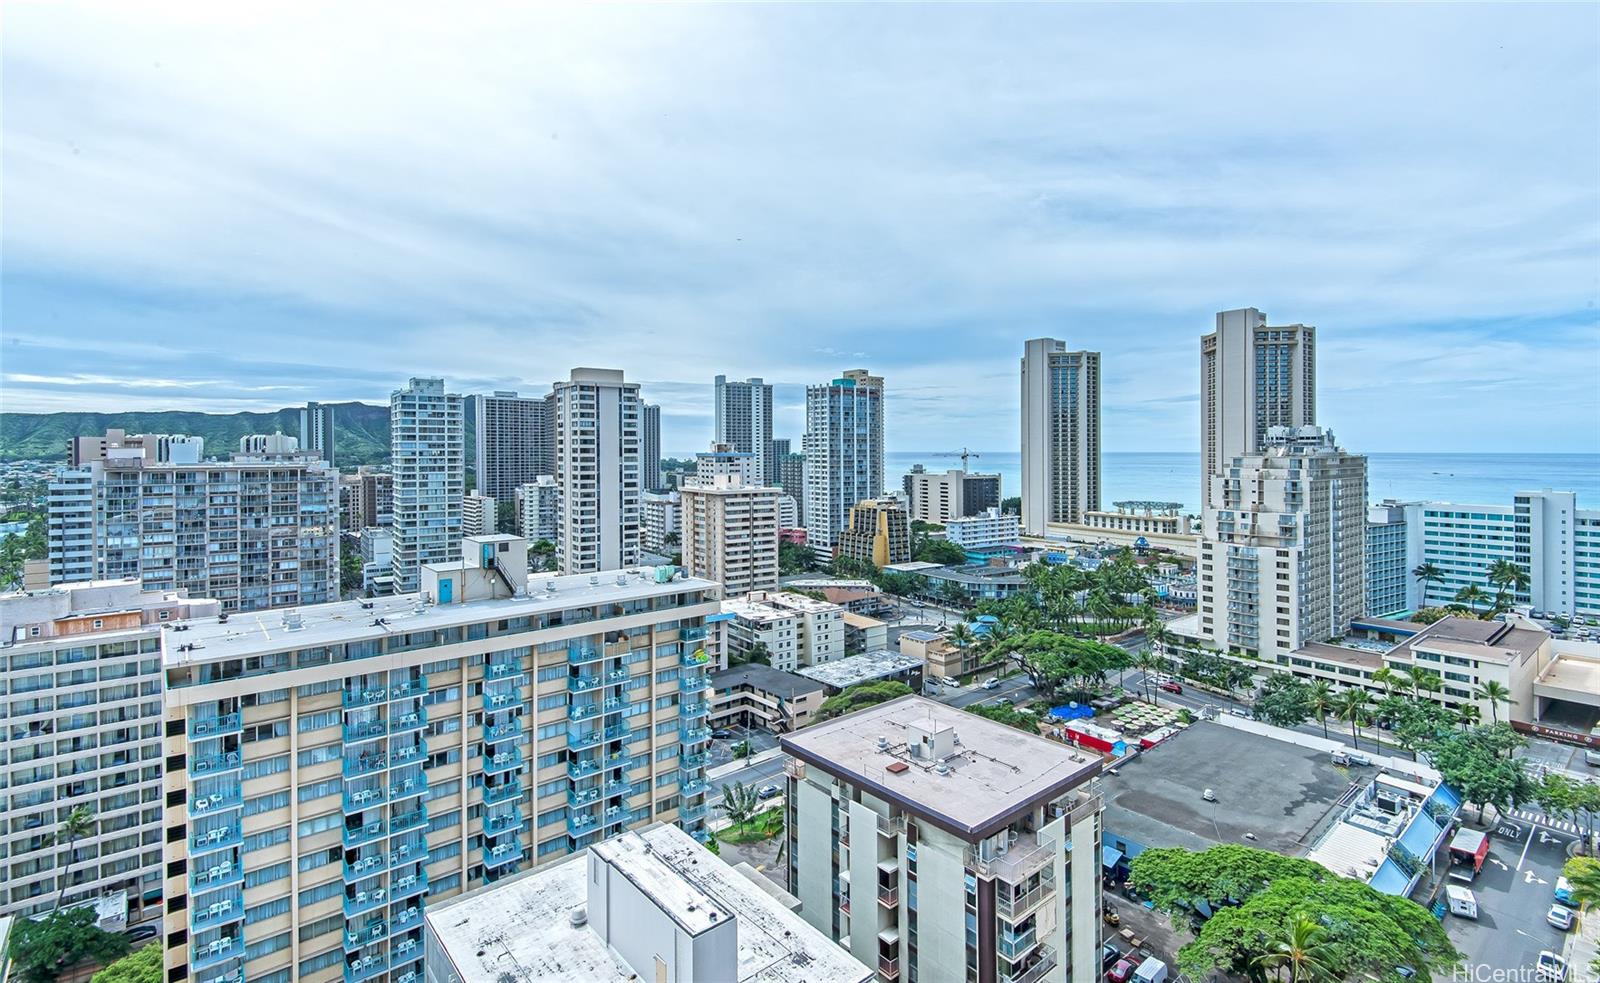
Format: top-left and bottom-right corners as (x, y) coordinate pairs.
(1448, 828), (1490, 882)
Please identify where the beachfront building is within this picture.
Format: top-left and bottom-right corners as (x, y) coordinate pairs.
(1020, 339), (1100, 535)
(159, 535), (717, 983)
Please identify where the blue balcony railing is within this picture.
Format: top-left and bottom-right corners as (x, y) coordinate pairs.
(482, 748), (523, 775)
(484, 809), (525, 835)
(343, 887), (390, 919)
(343, 820), (387, 849)
(189, 824), (241, 856)
(189, 787), (243, 816)
(680, 726), (711, 744)
(603, 722), (631, 741)
(680, 753), (706, 769)
(568, 730), (602, 751)
(390, 708), (427, 734)
(190, 857), (243, 892)
(190, 933), (242, 971)
(344, 719), (387, 743)
(390, 937), (423, 968)
(602, 777), (632, 797)
(343, 919), (387, 950)
(343, 950), (390, 983)
(567, 813), (599, 836)
(485, 717), (522, 741)
(343, 853), (386, 883)
(388, 840), (424, 868)
(567, 644), (602, 665)
(389, 678), (427, 701)
(344, 786), (386, 812)
(388, 774), (424, 802)
(343, 686), (387, 709)
(483, 841), (524, 869)
(605, 666), (631, 684)
(680, 701), (708, 717)
(682, 626), (708, 642)
(189, 713), (241, 739)
(679, 674), (706, 692)
(344, 752), (388, 778)
(189, 750), (242, 776)
(681, 777), (709, 797)
(392, 903), (424, 933)
(568, 674), (602, 693)
(566, 758), (601, 779)
(391, 807), (428, 837)
(681, 803), (708, 823)
(569, 786), (601, 807)
(391, 870), (428, 899)
(485, 662), (525, 682)
(568, 703), (600, 722)
(391, 743), (424, 767)
(482, 780), (521, 806)
(189, 892), (243, 932)
(599, 806), (630, 829)
(482, 691), (520, 713)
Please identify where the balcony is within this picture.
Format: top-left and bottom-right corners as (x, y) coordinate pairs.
(189, 893), (243, 932)
(189, 787), (243, 816)
(968, 832), (1055, 883)
(996, 873), (1056, 923)
(343, 820), (387, 848)
(189, 713), (241, 738)
(189, 855), (243, 891)
(569, 786), (601, 807)
(605, 666), (631, 684)
(485, 717), (522, 742)
(388, 840), (424, 867)
(483, 840), (524, 869)
(392, 903), (424, 932)
(484, 662), (526, 682)
(344, 786), (387, 812)
(680, 726), (711, 744)
(568, 702), (600, 722)
(343, 686), (388, 709)
(482, 780), (522, 806)
(680, 701), (708, 717)
(391, 743), (424, 766)
(599, 805), (630, 829)
(190, 934), (242, 971)
(679, 674), (707, 692)
(391, 870), (428, 899)
(998, 926), (1038, 960)
(189, 824), (241, 856)
(879, 957), (900, 981)
(877, 885), (898, 908)
(567, 645), (602, 666)
(680, 803), (708, 824)
(389, 678), (427, 701)
(388, 773), (424, 801)
(391, 708), (427, 734)
(680, 753), (706, 769)
(343, 919), (387, 950)
(190, 750), (242, 776)
(344, 886), (391, 919)
(568, 674), (602, 693)
(344, 950), (390, 983)
(391, 807), (428, 836)
(999, 945), (1056, 983)
(344, 853), (386, 882)
(484, 810), (525, 835)
(483, 748), (523, 775)
(567, 813), (599, 836)
(344, 751), (389, 778)
(344, 719), (387, 743)
(390, 936), (423, 967)
(681, 777), (708, 797)
(482, 691), (521, 713)
(567, 729), (603, 751)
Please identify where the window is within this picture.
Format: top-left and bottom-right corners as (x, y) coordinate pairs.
(243, 861), (290, 888)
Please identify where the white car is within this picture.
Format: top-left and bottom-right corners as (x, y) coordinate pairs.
(942, 677), (961, 688)
(1537, 951), (1567, 981)
(982, 678), (1001, 690)
(1547, 905), (1576, 930)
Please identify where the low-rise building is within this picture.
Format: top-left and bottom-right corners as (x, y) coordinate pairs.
(721, 591), (846, 672)
(708, 664), (829, 734)
(359, 526), (395, 596)
(842, 611), (887, 654)
(794, 650), (924, 694)
(921, 563), (1029, 603)
(834, 498), (910, 569)
(945, 507), (1022, 550)
(782, 696), (1104, 983)
(899, 628), (1000, 681)
(641, 490), (681, 555)
(423, 822), (872, 983)
(462, 492), (497, 537)
(1080, 502), (1192, 537)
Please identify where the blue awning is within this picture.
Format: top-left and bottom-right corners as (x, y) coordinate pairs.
(1102, 846), (1124, 869)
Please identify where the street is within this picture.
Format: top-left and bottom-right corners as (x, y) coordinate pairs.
(1443, 812), (1575, 975)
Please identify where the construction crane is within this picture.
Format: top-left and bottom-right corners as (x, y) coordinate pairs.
(932, 447), (981, 472)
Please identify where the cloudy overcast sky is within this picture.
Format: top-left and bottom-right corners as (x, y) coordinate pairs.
(4, 2), (1597, 453)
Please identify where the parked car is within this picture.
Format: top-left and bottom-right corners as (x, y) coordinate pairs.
(1537, 951), (1567, 981)
(942, 677), (961, 688)
(1548, 905), (1576, 930)
(756, 784), (782, 800)
(1100, 943), (1123, 970)
(122, 925), (159, 943)
(1157, 681), (1183, 694)
(982, 678), (1002, 690)
(1227, 707), (1251, 718)
(711, 729), (733, 740)
(1106, 958), (1139, 983)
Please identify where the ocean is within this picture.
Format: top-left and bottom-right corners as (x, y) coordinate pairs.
(883, 451), (1600, 515)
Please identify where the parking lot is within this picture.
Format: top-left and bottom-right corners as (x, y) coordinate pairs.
(1440, 815), (1576, 976)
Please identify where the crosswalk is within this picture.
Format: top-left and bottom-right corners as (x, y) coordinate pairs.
(1504, 807), (1583, 835)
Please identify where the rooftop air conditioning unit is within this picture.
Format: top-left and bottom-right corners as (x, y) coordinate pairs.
(281, 610), (303, 631)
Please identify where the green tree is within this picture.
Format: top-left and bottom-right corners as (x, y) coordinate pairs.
(1000, 496), (1021, 515)
(1564, 856), (1600, 910)
(528, 538), (556, 572)
(964, 703), (1040, 733)
(1423, 724), (1532, 821)
(4, 907), (130, 983)
(1472, 681), (1515, 724)
(1333, 688), (1371, 751)
(777, 539), (815, 575)
(1452, 584), (1489, 615)
(915, 538), (967, 566)
(55, 805), (97, 908)
(1411, 562), (1445, 598)
(91, 942), (162, 983)
(814, 681), (914, 721)
(1253, 914), (1339, 983)
(1486, 558), (1529, 612)
(715, 781), (759, 837)
(339, 549), (364, 593)
(1252, 676), (1314, 730)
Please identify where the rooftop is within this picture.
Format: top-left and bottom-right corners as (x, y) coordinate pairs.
(1100, 722), (1356, 856)
(882, 561), (946, 573)
(922, 564), (1027, 585)
(1392, 615), (1547, 667)
(782, 695), (1100, 839)
(710, 664), (827, 700)
(425, 823), (871, 983)
(1291, 641), (1384, 671)
(162, 567), (718, 666)
(795, 651), (923, 690)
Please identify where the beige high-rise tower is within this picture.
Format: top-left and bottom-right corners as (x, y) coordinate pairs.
(1200, 308), (1317, 508)
(1020, 339), (1100, 536)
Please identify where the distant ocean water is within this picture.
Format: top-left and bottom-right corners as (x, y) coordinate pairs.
(882, 451), (1600, 515)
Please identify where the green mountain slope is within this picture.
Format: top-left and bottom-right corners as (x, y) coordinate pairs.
(0, 402), (436, 467)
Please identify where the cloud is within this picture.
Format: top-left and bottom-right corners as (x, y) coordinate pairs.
(1, 2), (1596, 453)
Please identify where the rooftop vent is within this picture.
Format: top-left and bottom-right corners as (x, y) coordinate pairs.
(934, 761), (951, 776)
(885, 761), (910, 774)
(281, 609), (303, 631)
(546, 580), (557, 592)
(616, 574), (628, 586)
(590, 575), (600, 586)
(876, 736), (889, 751)
(569, 908), (588, 928)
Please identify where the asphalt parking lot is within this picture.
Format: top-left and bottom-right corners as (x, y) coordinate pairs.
(1439, 815), (1575, 976)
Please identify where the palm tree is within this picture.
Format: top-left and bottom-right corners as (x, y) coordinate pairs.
(1134, 651), (1161, 703)
(54, 805), (97, 908)
(1474, 680), (1516, 724)
(1412, 562), (1446, 603)
(1486, 559), (1530, 612)
(1333, 688), (1371, 751)
(1413, 670), (1444, 705)
(716, 782), (759, 838)
(946, 622), (976, 661)
(1455, 703), (1482, 731)
(1252, 915), (1338, 983)
(1306, 682), (1335, 740)
(1567, 860), (1600, 912)
(1371, 666), (1397, 698)
(1453, 584), (1489, 616)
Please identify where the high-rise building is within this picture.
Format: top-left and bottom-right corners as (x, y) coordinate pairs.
(359, 526), (395, 595)
(299, 401), (336, 464)
(1200, 308), (1317, 507)
(803, 370), (885, 554)
(422, 823), (872, 983)
(359, 469), (394, 529)
(472, 391), (551, 503)
(46, 448), (339, 611)
(640, 491), (681, 555)
(553, 368), (642, 575)
(463, 493), (497, 537)
(779, 452), (806, 525)
(1198, 426), (1366, 660)
(67, 428), (204, 467)
(390, 377), (465, 594)
(781, 696), (1105, 983)
(513, 476), (559, 544)
(713, 375), (775, 484)
(1365, 501), (1426, 617)
(159, 536), (718, 983)
(903, 466), (1003, 524)
(641, 403), (662, 493)
(1020, 339), (1100, 535)
(0, 581), (219, 922)
(770, 436), (790, 473)
(695, 441), (757, 484)
(679, 474), (781, 597)
(835, 498), (911, 569)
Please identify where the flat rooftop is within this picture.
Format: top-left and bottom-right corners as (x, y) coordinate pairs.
(710, 664), (827, 699)
(795, 651), (923, 690)
(1100, 722), (1357, 856)
(782, 695), (1100, 839)
(425, 823), (870, 983)
(1393, 616), (1547, 667)
(162, 567), (718, 666)
(1291, 641), (1384, 670)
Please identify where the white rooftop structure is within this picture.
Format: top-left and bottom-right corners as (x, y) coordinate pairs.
(424, 823), (871, 983)
(795, 650), (923, 690)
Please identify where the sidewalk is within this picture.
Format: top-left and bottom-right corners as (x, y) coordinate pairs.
(1565, 907), (1598, 978)
(708, 746), (785, 781)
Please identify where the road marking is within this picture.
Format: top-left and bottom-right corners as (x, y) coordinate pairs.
(1517, 826), (1535, 872)
(1523, 869), (1548, 885)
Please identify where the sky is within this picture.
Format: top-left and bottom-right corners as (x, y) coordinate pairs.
(3, 3), (1597, 455)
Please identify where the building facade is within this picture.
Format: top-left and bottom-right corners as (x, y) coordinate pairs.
(835, 498), (911, 569)
(1200, 308), (1317, 508)
(513, 477), (559, 545)
(159, 537), (717, 983)
(679, 475), (781, 598)
(640, 491), (681, 555)
(780, 452), (807, 525)
(945, 508), (1023, 551)
(804, 371), (885, 555)
(641, 403), (662, 494)
(300, 402), (336, 465)
(553, 368), (642, 575)
(462, 494), (496, 538)
(1198, 426), (1366, 660)
(707, 664), (828, 734)
(1020, 340), (1100, 535)
(1, 582), (219, 921)
(1079, 502), (1192, 537)
(47, 452), (339, 612)
(68, 429), (205, 468)
(782, 696), (1104, 983)
(1365, 501), (1426, 617)
(903, 467), (1004, 525)
(713, 375), (775, 485)
(390, 378), (465, 595)
(360, 527), (394, 596)
(722, 591), (845, 672)
(471, 392), (551, 504)
(358, 470), (394, 530)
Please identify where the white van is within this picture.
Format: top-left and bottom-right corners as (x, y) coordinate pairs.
(1445, 885), (1478, 920)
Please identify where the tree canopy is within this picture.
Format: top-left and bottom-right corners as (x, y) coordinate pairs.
(991, 631), (1130, 696)
(964, 702), (1041, 733)
(5, 908), (130, 983)
(1129, 845), (1460, 983)
(1420, 723), (1532, 819)
(814, 681), (914, 721)
(91, 943), (161, 983)
(915, 538), (968, 566)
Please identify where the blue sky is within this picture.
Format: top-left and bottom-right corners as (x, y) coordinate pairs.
(3, 3), (1597, 454)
